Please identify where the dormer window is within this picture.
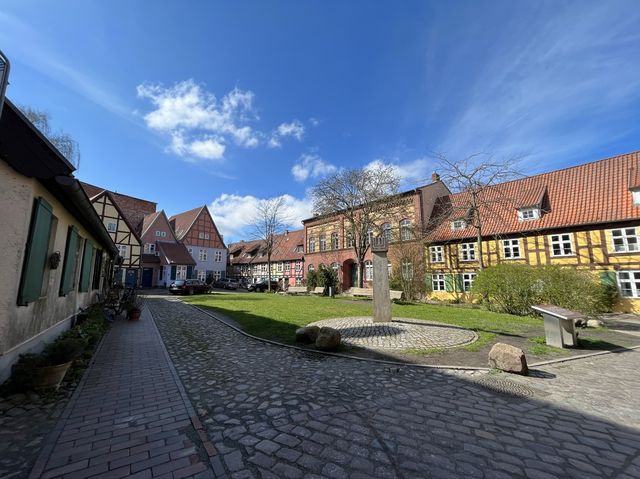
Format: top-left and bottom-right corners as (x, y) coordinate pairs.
(451, 220), (466, 231)
(632, 190), (640, 206)
(518, 207), (540, 221)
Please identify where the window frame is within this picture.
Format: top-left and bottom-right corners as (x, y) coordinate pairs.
(502, 239), (522, 259)
(618, 271), (640, 298)
(364, 260), (373, 281)
(331, 232), (339, 250)
(399, 219), (412, 241)
(518, 208), (540, 221)
(611, 228), (639, 253)
(460, 242), (476, 261)
(430, 245), (444, 263)
(432, 273), (446, 292)
(451, 219), (466, 231)
(549, 233), (574, 257)
(462, 272), (477, 292)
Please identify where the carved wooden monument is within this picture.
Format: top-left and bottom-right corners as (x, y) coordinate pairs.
(371, 236), (391, 323)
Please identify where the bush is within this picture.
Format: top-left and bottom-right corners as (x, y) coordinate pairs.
(306, 270), (319, 290)
(472, 264), (615, 316)
(317, 264), (339, 294)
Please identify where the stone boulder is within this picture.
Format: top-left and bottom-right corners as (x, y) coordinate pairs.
(586, 319), (604, 328)
(488, 343), (528, 375)
(315, 327), (341, 351)
(295, 326), (320, 344)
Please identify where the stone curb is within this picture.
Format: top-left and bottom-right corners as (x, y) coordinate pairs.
(529, 343), (640, 367)
(184, 302), (491, 372)
(28, 318), (112, 479)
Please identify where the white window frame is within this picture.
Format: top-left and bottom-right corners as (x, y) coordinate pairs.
(462, 273), (477, 292)
(144, 243), (156, 254)
(214, 251), (222, 262)
(295, 260), (302, 272)
(214, 271), (222, 280)
(176, 265), (187, 280)
(285, 262), (291, 272)
(518, 208), (540, 221)
(199, 249), (207, 261)
(451, 220), (466, 231)
(611, 228), (639, 253)
(106, 222), (117, 232)
(502, 239), (521, 259)
(197, 270), (207, 281)
(308, 264), (315, 272)
(381, 223), (392, 242)
(549, 234), (573, 257)
(319, 234), (327, 251)
(460, 242), (476, 261)
(308, 237), (316, 253)
(430, 246), (444, 263)
(618, 271), (640, 298)
(117, 244), (129, 259)
(399, 219), (412, 241)
(401, 259), (413, 279)
(155, 230), (161, 237)
(277, 262), (283, 272)
(331, 232), (339, 250)
(346, 234), (354, 248)
(432, 273), (445, 292)
(364, 260), (373, 281)
(633, 190), (640, 206)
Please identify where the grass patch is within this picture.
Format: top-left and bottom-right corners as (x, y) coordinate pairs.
(526, 336), (570, 357)
(463, 332), (497, 352)
(184, 292), (540, 344)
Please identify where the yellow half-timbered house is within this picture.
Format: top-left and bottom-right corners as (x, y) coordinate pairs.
(424, 151), (640, 312)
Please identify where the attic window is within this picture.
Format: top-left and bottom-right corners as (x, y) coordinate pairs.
(451, 220), (466, 231)
(632, 190), (640, 206)
(518, 207), (540, 221)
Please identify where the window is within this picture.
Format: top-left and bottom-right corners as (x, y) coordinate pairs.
(155, 230), (161, 237)
(612, 228), (639, 253)
(176, 265), (187, 279)
(295, 260), (302, 271)
(401, 259), (413, 279)
(92, 247), (103, 291)
(346, 233), (354, 248)
(331, 232), (339, 250)
(285, 262), (291, 272)
(462, 273), (477, 292)
(618, 271), (640, 297)
(451, 220), (466, 231)
(60, 227), (81, 296)
(277, 262), (283, 272)
(18, 198), (55, 305)
(198, 232), (210, 239)
(633, 190), (640, 206)
(308, 264), (315, 272)
(550, 234), (573, 256)
(205, 233), (210, 239)
(460, 243), (476, 261)
(331, 262), (339, 273)
(117, 244), (129, 259)
(518, 208), (540, 221)
(364, 261), (373, 281)
(144, 243), (156, 254)
(78, 240), (94, 292)
(106, 222), (117, 232)
(295, 245), (303, 253)
(381, 223), (392, 242)
(214, 251), (222, 262)
(432, 274), (445, 292)
(388, 262), (392, 277)
(197, 270), (207, 281)
(399, 219), (412, 241)
(366, 227), (374, 245)
(430, 246), (444, 263)
(319, 234), (327, 251)
(502, 239), (521, 259)
(308, 237), (316, 253)
(199, 249), (207, 261)
(214, 271), (222, 280)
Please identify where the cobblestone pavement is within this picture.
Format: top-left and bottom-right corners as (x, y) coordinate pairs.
(308, 317), (477, 350)
(149, 296), (640, 479)
(28, 307), (214, 479)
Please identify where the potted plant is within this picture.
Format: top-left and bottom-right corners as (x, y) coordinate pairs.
(126, 293), (143, 321)
(28, 338), (86, 390)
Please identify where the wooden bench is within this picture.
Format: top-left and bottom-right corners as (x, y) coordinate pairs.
(345, 287), (403, 301)
(311, 287), (325, 295)
(390, 290), (403, 300)
(287, 286), (308, 295)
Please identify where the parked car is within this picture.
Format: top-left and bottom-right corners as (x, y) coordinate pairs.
(238, 278), (251, 290)
(169, 279), (211, 295)
(213, 277), (239, 290)
(248, 279), (279, 292)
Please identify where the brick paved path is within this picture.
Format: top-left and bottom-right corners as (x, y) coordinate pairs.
(148, 296), (640, 479)
(29, 307), (213, 479)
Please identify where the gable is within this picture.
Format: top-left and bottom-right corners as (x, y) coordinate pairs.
(181, 207), (226, 248)
(141, 210), (178, 243)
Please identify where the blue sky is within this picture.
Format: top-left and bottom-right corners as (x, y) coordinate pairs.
(2, 1), (640, 241)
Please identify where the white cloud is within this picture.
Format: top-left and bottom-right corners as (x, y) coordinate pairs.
(291, 154), (337, 182)
(208, 193), (313, 241)
(268, 119), (305, 148)
(136, 80), (261, 161)
(365, 158), (433, 187)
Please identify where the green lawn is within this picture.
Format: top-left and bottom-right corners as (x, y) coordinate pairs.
(183, 292), (540, 345)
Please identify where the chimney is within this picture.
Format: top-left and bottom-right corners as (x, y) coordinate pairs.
(431, 172), (440, 183)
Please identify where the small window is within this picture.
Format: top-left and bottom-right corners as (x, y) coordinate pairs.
(199, 232), (204, 239)
(550, 234), (573, 256)
(462, 273), (476, 292)
(106, 222), (117, 232)
(401, 259), (413, 279)
(331, 232), (339, 250)
(308, 237), (316, 253)
(319, 234), (327, 251)
(285, 262), (291, 272)
(308, 264), (315, 272)
(117, 244), (129, 259)
(399, 219), (412, 241)
(161, 231), (167, 237)
(430, 246), (444, 263)
(346, 233), (354, 248)
(518, 208), (540, 221)
(432, 273), (446, 292)
(366, 227), (374, 245)
(381, 223), (392, 242)
(502, 239), (521, 259)
(214, 251), (222, 262)
(155, 230), (161, 237)
(612, 228), (639, 253)
(618, 271), (640, 297)
(144, 243), (156, 254)
(295, 260), (302, 271)
(451, 220), (466, 231)
(364, 260), (373, 281)
(633, 190), (640, 206)
(205, 233), (210, 239)
(277, 262), (283, 272)
(176, 265), (187, 279)
(331, 262), (339, 272)
(199, 249), (207, 261)
(460, 243), (476, 261)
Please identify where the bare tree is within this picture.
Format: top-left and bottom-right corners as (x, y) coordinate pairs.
(250, 197), (289, 291)
(311, 164), (404, 287)
(388, 223), (425, 300)
(431, 152), (522, 270)
(19, 105), (81, 169)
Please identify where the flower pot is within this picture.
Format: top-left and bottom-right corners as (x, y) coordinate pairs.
(32, 361), (72, 391)
(128, 308), (141, 321)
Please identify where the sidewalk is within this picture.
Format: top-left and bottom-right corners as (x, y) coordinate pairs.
(29, 307), (214, 479)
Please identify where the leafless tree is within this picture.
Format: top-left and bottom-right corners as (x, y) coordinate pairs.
(250, 197), (289, 291)
(19, 105), (81, 169)
(311, 164), (405, 287)
(431, 152), (522, 270)
(388, 223), (426, 300)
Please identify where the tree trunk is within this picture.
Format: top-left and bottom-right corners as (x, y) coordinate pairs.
(267, 254), (272, 291)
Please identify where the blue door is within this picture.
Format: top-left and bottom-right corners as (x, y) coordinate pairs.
(125, 269), (137, 288)
(142, 268), (153, 287)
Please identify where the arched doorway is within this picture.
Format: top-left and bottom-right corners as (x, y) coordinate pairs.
(342, 259), (357, 289)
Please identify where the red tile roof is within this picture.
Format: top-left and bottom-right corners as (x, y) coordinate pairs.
(156, 242), (196, 265)
(426, 151), (640, 242)
(229, 229), (305, 264)
(169, 206), (204, 240)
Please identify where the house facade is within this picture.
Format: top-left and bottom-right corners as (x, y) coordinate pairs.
(85, 189), (142, 287)
(0, 100), (117, 382)
(423, 151), (640, 312)
(169, 205), (227, 283)
(140, 210), (196, 287)
(302, 179), (449, 290)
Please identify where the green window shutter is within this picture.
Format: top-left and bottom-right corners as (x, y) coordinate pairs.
(92, 249), (103, 290)
(170, 265), (176, 280)
(599, 271), (617, 287)
(59, 227), (79, 296)
(187, 265), (193, 279)
(18, 198), (54, 305)
(444, 273), (455, 292)
(79, 241), (94, 292)
(454, 273), (463, 292)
